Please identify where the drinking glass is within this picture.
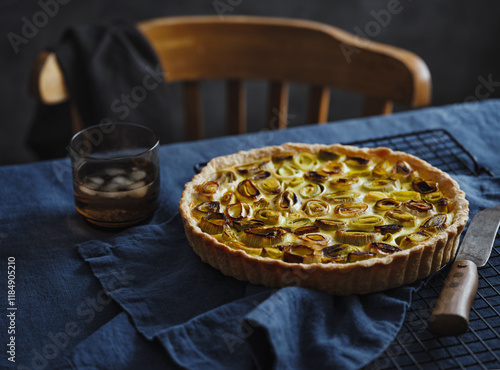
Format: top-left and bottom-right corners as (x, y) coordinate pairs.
(70, 122), (160, 228)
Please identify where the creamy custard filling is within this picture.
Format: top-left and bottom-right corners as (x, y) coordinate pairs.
(191, 150), (454, 264)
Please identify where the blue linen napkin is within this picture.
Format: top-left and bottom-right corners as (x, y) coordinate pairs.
(71, 211), (425, 369)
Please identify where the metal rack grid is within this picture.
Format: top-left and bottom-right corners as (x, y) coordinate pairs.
(349, 129), (500, 369)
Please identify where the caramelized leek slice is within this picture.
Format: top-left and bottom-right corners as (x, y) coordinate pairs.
(436, 198), (449, 213)
(299, 183), (324, 199)
(262, 246), (284, 259)
(252, 171), (271, 180)
(322, 244), (359, 258)
(299, 233), (332, 247)
(273, 190), (301, 213)
(335, 230), (380, 246)
(318, 149), (342, 161)
(368, 242), (401, 255)
(285, 217), (314, 229)
(232, 219), (265, 231)
(363, 191), (388, 203)
(371, 162), (388, 178)
(322, 191), (361, 204)
(226, 202), (252, 220)
(294, 225), (320, 235)
(304, 171), (328, 183)
(320, 161), (345, 175)
(391, 161), (414, 180)
(380, 233), (394, 243)
(374, 198), (400, 212)
(345, 156), (371, 168)
(363, 178), (399, 192)
(412, 177), (438, 194)
(347, 251), (376, 262)
(236, 160), (272, 176)
(328, 177), (360, 190)
(193, 201), (220, 215)
(293, 152), (318, 171)
(334, 202), (368, 218)
(314, 218), (347, 231)
(399, 230), (434, 249)
(253, 209), (280, 225)
(220, 191), (236, 206)
(288, 177), (305, 188)
(276, 165), (300, 178)
(349, 214), (385, 230)
(302, 200), (330, 217)
(420, 213), (448, 232)
(197, 181), (219, 200)
(221, 225), (238, 242)
(423, 191), (443, 203)
(258, 178), (281, 194)
(283, 245), (321, 264)
(237, 179), (260, 199)
(253, 198), (270, 209)
(199, 213), (227, 234)
(210, 170), (236, 185)
(374, 224), (403, 234)
(243, 226), (288, 247)
(391, 190), (421, 202)
(402, 200), (435, 216)
(385, 210), (416, 226)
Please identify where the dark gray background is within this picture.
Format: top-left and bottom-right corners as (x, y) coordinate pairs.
(1, 0), (499, 165)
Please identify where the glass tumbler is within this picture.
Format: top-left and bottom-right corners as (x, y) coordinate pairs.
(70, 122), (160, 228)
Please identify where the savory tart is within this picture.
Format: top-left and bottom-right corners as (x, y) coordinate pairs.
(179, 143), (468, 295)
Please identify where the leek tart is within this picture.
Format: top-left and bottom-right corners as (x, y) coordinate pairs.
(179, 143), (468, 295)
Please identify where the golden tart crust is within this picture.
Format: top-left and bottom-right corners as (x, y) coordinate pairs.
(179, 143), (469, 295)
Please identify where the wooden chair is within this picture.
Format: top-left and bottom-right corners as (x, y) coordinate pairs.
(30, 16), (431, 140)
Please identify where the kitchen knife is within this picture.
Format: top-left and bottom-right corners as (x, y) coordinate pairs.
(428, 205), (500, 336)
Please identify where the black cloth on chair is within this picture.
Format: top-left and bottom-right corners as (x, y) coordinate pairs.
(27, 20), (172, 159)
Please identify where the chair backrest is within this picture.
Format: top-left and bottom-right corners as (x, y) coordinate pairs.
(31, 16), (431, 140)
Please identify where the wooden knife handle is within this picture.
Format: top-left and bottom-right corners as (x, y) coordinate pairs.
(428, 260), (479, 336)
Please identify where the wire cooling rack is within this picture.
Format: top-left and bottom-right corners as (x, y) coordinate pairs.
(351, 129), (500, 369)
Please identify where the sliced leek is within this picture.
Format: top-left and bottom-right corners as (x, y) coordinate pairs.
(197, 181), (219, 200)
(232, 219), (265, 231)
(345, 156), (371, 168)
(226, 202), (252, 220)
(374, 224), (403, 234)
(391, 190), (421, 202)
(314, 218), (347, 231)
(258, 178), (281, 194)
(237, 179), (260, 199)
(285, 217), (314, 229)
(402, 200), (435, 216)
(220, 191), (236, 206)
(334, 202), (368, 218)
(243, 226), (288, 247)
(193, 201), (220, 215)
(253, 209), (281, 225)
(304, 171), (328, 183)
(363, 191), (388, 203)
(385, 210), (416, 226)
(210, 170), (236, 185)
(320, 161), (345, 175)
(412, 177), (438, 194)
(293, 152), (318, 171)
(347, 252), (376, 262)
(199, 213), (227, 234)
(299, 183), (324, 199)
(335, 230), (380, 246)
(302, 200), (330, 217)
(368, 242), (401, 255)
(299, 233), (332, 247)
(349, 214), (385, 230)
(273, 190), (301, 213)
(420, 213), (448, 232)
(399, 230), (434, 249)
(283, 245), (321, 264)
(363, 178), (399, 192)
(322, 191), (361, 204)
(328, 177), (360, 190)
(374, 198), (400, 212)
(391, 161), (414, 180)
(318, 149), (342, 161)
(294, 225), (320, 235)
(236, 160), (272, 176)
(253, 198), (270, 209)
(275, 165), (300, 179)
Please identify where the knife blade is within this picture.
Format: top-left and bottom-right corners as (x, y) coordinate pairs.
(428, 205), (500, 336)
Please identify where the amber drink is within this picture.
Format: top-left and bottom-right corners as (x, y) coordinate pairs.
(70, 123), (160, 228)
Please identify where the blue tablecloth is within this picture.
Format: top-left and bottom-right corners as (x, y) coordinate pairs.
(1, 100), (500, 369)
